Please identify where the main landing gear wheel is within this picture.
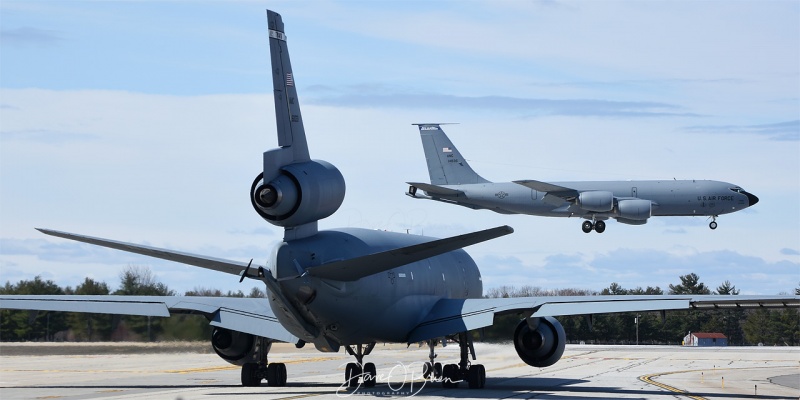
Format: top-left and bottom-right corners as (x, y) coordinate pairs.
(241, 362), (261, 387)
(434, 332), (487, 389)
(467, 364), (486, 389)
(594, 220), (606, 233)
(582, 220), (606, 233)
(267, 363), (287, 387)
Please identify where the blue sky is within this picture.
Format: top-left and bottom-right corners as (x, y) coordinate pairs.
(1, 0), (798, 296)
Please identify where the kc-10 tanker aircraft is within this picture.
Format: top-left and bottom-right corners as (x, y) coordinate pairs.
(407, 124), (759, 233)
(2, 10), (797, 391)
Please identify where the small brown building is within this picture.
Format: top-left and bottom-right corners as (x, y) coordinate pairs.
(683, 332), (728, 347)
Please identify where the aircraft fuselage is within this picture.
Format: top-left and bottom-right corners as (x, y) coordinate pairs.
(429, 180), (754, 219)
(268, 228), (482, 345)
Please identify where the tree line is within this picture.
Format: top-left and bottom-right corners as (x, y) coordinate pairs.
(482, 274), (799, 346)
(0, 266), (264, 342)
(1, 267), (797, 346)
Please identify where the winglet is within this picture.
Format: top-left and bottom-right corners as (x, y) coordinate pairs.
(306, 225), (513, 281)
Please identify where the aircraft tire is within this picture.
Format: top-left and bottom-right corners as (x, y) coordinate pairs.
(241, 363), (261, 387)
(595, 220), (606, 233)
(423, 362), (432, 379)
(581, 221), (594, 233)
(267, 363), (287, 387)
(442, 364), (459, 388)
(423, 362), (443, 379)
(345, 362), (361, 388)
(709, 221), (718, 230)
(363, 362), (376, 387)
(467, 364), (486, 389)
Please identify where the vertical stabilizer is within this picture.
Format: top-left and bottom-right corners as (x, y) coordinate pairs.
(414, 124), (490, 185)
(252, 11), (345, 241)
(267, 10), (309, 163)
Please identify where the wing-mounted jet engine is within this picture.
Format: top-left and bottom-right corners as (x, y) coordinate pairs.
(513, 317), (566, 368)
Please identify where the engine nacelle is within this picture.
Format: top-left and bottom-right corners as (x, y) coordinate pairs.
(617, 199), (651, 221)
(513, 316), (566, 368)
(251, 160), (345, 227)
(211, 327), (259, 366)
(578, 191), (614, 212)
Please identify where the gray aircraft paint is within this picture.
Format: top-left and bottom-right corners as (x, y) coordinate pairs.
(408, 124), (758, 230)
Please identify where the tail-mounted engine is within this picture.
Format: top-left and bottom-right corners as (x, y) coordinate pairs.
(513, 316), (566, 368)
(251, 160), (345, 227)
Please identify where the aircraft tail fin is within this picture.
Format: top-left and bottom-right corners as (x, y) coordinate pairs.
(414, 124), (490, 185)
(267, 10), (309, 162)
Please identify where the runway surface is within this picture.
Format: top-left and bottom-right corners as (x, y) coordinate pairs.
(1, 342), (797, 399)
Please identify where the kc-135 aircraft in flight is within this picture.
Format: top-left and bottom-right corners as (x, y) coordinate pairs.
(407, 124), (759, 233)
(1, 10), (797, 391)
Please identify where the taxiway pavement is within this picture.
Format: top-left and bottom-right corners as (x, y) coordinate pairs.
(1, 342), (797, 399)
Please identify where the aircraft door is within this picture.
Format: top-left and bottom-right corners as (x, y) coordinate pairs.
(631, 187), (638, 197)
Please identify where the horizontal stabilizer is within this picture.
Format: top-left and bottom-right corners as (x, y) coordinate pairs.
(36, 228), (262, 278)
(407, 182), (464, 196)
(307, 225), (513, 281)
(514, 180), (578, 198)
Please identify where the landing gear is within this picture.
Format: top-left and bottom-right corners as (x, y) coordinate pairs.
(344, 342), (376, 388)
(709, 216), (718, 230)
(240, 362), (287, 387)
(422, 338), (443, 380)
(595, 220), (606, 233)
(239, 337), (287, 387)
(428, 332), (486, 389)
(581, 219), (606, 233)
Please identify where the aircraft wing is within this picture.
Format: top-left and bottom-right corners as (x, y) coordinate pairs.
(0, 295), (299, 343)
(514, 180), (579, 206)
(406, 294), (800, 343)
(36, 228), (263, 278)
(514, 180), (578, 198)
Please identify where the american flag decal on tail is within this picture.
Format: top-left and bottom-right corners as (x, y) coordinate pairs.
(443, 147), (453, 153)
(286, 73), (294, 86)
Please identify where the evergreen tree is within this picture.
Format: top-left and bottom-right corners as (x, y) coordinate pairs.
(68, 278), (112, 341)
(0, 276), (67, 341)
(112, 266), (175, 341)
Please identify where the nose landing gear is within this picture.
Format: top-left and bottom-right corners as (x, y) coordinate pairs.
(709, 216), (718, 230)
(344, 342), (376, 388)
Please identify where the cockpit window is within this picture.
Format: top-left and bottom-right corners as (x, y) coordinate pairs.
(730, 187), (744, 194)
